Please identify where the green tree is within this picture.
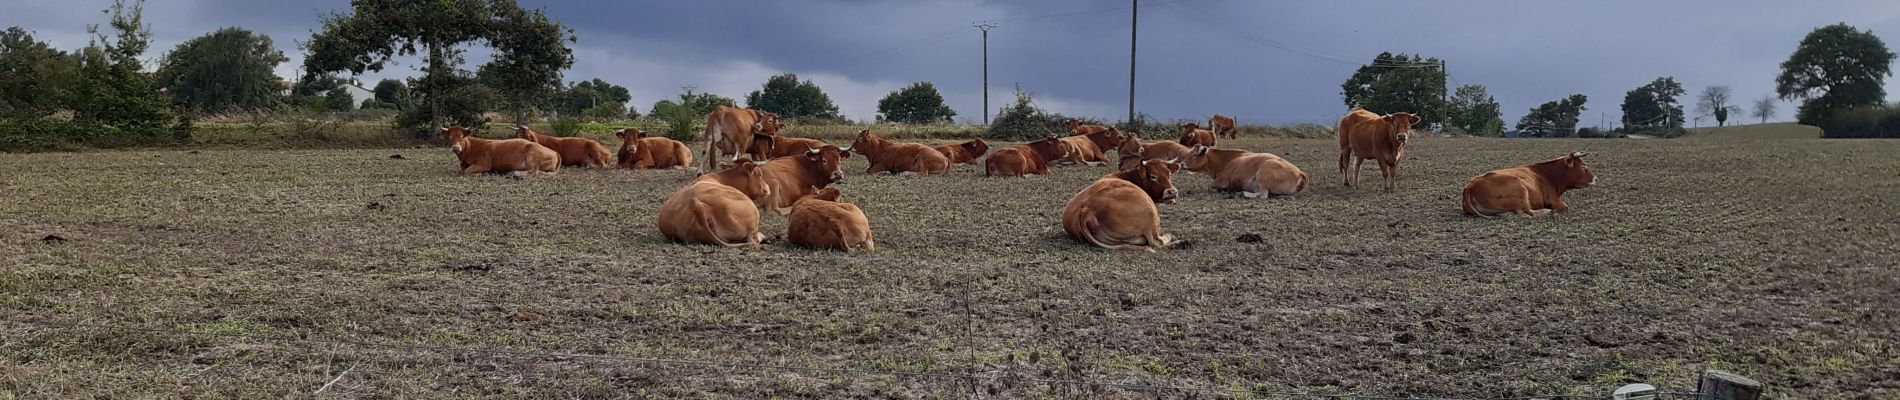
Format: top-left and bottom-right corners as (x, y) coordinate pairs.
(650, 89), (735, 118)
(1341, 52), (1446, 126)
(1445, 84), (1503, 135)
(745, 73), (841, 120)
(322, 87), (354, 112)
(1517, 94), (1588, 138)
(876, 81), (955, 124)
(579, 100), (626, 121)
(0, 27), (78, 119)
(71, 0), (174, 141)
(552, 78), (631, 115)
(987, 84), (1073, 141)
(155, 27), (286, 112)
(1695, 85), (1742, 127)
(372, 78), (408, 104)
(303, 0), (575, 134)
(1777, 23), (1896, 124)
(1621, 77), (1685, 129)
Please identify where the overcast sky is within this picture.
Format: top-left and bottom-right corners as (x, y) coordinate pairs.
(5, 0), (1899, 127)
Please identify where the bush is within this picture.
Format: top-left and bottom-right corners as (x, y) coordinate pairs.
(1814, 105), (1900, 138)
(551, 114), (583, 136)
(656, 103), (699, 142)
(986, 86), (1071, 141)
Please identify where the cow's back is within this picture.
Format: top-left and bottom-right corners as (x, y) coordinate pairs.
(658, 181), (758, 244)
(1339, 109), (1386, 152)
(1143, 141), (1191, 161)
(985, 147), (1035, 176)
(788, 200), (873, 251)
(1062, 178), (1159, 241)
(1221, 154), (1305, 195)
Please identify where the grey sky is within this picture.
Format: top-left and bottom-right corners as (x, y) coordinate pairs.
(4, 0), (1898, 127)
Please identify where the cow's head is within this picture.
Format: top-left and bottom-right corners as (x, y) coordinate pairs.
(440, 126), (474, 155)
(721, 156), (773, 200)
(615, 128), (646, 153)
(804, 187), (843, 203)
(1117, 158), (1180, 204)
(513, 125), (536, 140)
(805, 145), (847, 184)
(1117, 132), (1144, 155)
(1096, 128), (1128, 149)
(1181, 145), (1229, 174)
(1383, 112), (1422, 143)
(1065, 119), (1082, 130)
(962, 139), (991, 157)
(753, 111), (784, 134)
(846, 129), (879, 156)
(1027, 136), (1070, 161)
(1560, 151), (1596, 189)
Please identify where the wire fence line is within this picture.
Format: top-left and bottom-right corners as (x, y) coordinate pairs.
(8, 317), (1709, 400)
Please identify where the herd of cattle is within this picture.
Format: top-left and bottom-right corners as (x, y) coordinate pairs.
(437, 105), (1598, 252)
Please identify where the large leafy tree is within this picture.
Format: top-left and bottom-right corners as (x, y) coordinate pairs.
(155, 27), (287, 112)
(303, 0), (575, 133)
(650, 89), (735, 119)
(0, 27), (78, 119)
(876, 81), (955, 124)
(71, 0), (173, 139)
(1517, 94), (1588, 138)
(551, 78), (631, 115)
(1621, 77), (1685, 130)
(1694, 85), (1742, 127)
(372, 79), (408, 105)
(745, 73), (841, 120)
(1776, 23), (1896, 124)
(1445, 84), (1503, 135)
(1340, 52), (1446, 126)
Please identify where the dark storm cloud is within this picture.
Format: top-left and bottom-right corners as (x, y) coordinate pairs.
(4, 0), (1897, 125)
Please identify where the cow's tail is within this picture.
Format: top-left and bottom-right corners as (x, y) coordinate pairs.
(691, 199), (749, 248)
(1079, 211), (1129, 250)
(702, 116), (720, 174)
(1461, 188), (1489, 218)
(1296, 171), (1309, 195)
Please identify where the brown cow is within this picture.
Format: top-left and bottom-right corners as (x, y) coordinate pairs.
(515, 125), (612, 168)
(757, 145), (847, 215)
(1061, 128), (1127, 166)
(657, 158), (773, 248)
(1062, 159), (1181, 252)
(1066, 119), (1110, 136)
(1338, 107), (1419, 191)
(1462, 152), (1597, 217)
(747, 134), (836, 159)
(440, 126), (560, 176)
(702, 105), (784, 172)
(1209, 114), (1238, 139)
(847, 130), (950, 175)
(1183, 146), (1309, 198)
(787, 187), (875, 252)
(933, 139), (990, 166)
(984, 137), (1071, 177)
(1115, 132), (1185, 174)
(1178, 123), (1217, 147)
(613, 128), (694, 169)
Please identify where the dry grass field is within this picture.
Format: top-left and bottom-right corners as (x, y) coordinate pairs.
(1, 123), (1895, 398)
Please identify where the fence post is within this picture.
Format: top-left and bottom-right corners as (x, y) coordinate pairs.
(1696, 369), (1762, 400)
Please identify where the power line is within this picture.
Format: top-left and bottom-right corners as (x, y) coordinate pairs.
(984, 0), (1195, 23)
(1160, 3), (1443, 69)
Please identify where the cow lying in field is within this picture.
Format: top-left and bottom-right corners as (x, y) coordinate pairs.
(1066, 119), (1110, 136)
(1184, 146), (1308, 198)
(515, 125), (611, 168)
(614, 128), (694, 169)
(748, 134), (834, 160)
(1116, 132), (1189, 173)
(440, 126), (560, 176)
(1063, 158), (1181, 251)
(1462, 152), (1597, 217)
(934, 139), (990, 166)
(1058, 128), (1126, 166)
(757, 145), (847, 214)
(787, 187), (875, 252)
(658, 158), (773, 248)
(703, 105), (784, 172)
(1338, 107), (1418, 191)
(985, 137), (1070, 177)
(1178, 123), (1217, 147)
(848, 130), (950, 175)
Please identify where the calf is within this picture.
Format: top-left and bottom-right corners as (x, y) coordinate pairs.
(984, 137), (1071, 177)
(1066, 119), (1110, 136)
(657, 158), (774, 248)
(613, 128), (694, 169)
(1338, 106), (1418, 191)
(702, 105), (784, 172)
(1178, 123), (1217, 147)
(748, 134), (835, 159)
(787, 188), (876, 252)
(1058, 128), (1127, 166)
(933, 139), (990, 166)
(515, 125), (611, 168)
(1209, 114), (1238, 139)
(757, 145), (848, 214)
(1115, 132), (1185, 174)
(1062, 159), (1181, 252)
(440, 126), (559, 176)
(847, 130), (950, 175)
(1184, 146), (1308, 198)
(1462, 152), (1597, 217)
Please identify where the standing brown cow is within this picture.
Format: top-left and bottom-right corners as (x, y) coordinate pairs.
(440, 126), (560, 176)
(614, 128), (694, 169)
(1062, 159), (1181, 252)
(657, 158), (773, 248)
(787, 188), (876, 252)
(515, 125), (612, 168)
(1462, 152), (1597, 217)
(756, 145), (847, 215)
(1066, 119), (1110, 136)
(1178, 123), (1217, 147)
(1183, 146), (1308, 198)
(985, 137), (1071, 177)
(702, 105), (784, 172)
(1209, 114), (1238, 139)
(847, 130), (950, 175)
(1337, 107), (1419, 191)
(934, 139), (990, 166)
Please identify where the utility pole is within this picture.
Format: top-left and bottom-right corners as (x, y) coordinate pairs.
(974, 22), (996, 125)
(1127, 0), (1138, 123)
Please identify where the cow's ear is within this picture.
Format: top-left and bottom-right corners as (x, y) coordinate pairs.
(1407, 114), (1422, 125)
(1382, 115), (1397, 124)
